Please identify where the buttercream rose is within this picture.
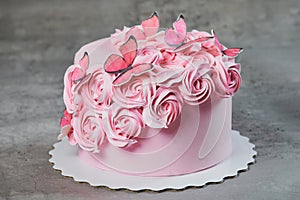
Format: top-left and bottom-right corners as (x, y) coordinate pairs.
(134, 46), (162, 65)
(179, 65), (214, 105)
(212, 57), (241, 97)
(63, 53), (89, 113)
(143, 87), (183, 128)
(77, 68), (112, 114)
(189, 51), (215, 67)
(63, 66), (82, 113)
(179, 30), (214, 56)
(149, 49), (187, 87)
(186, 30), (212, 41)
(112, 74), (155, 108)
(159, 49), (189, 69)
(102, 104), (145, 147)
(72, 108), (106, 152)
(226, 64), (241, 95)
(202, 40), (222, 57)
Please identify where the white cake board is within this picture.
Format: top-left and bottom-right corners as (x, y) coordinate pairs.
(49, 130), (256, 191)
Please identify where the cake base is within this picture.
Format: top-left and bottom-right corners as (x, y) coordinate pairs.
(49, 130), (256, 191)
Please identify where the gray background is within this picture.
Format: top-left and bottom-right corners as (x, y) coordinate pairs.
(1, 0), (299, 199)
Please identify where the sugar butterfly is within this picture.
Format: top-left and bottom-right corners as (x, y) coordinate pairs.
(104, 36), (153, 85)
(125, 12), (159, 40)
(211, 30), (243, 57)
(165, 14), (187, 46)
(174, 36), (213, 52)
(71, 52), (89, 83)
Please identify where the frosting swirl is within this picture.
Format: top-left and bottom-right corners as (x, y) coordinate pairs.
(63, 65), (83, 114)
(212, 57), (242, 97)
(112, 74), (155, 108)
(72, 108), (106, 152)
(143, 87), (183, 128)
(179, 65), (214, 105)
(102, 103), (145, 147)
(63, 53), (89, 113)
(77, 68), (112, 114)
(227, 64), (242, 95)
(134, 46), (162, 65)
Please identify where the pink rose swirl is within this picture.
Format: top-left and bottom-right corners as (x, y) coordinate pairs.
(212, 57), (242, 97)
(179, 65), (214, 105)
(112, 74), (155, 108)
(72, 108), (106, 153)
(78, 69), (112, 114)
(102, 103), (145, 147)
(143, 87), (183, 128)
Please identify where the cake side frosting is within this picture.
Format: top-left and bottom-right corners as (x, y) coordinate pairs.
(78, 95), (232, 176)
(59, 12), (242, 176)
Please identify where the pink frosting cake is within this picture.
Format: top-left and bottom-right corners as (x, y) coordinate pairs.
(58, 12), (242, 177)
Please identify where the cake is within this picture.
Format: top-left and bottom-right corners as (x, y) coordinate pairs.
(58, 12), (242, 177)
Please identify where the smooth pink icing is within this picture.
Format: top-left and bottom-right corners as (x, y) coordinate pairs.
(78, 95), (232, 176)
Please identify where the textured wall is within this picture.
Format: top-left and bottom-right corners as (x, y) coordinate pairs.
(0, 0), (299, 199)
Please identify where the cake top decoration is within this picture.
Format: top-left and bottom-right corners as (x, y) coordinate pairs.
(59, 12), (243, 152)
(165, 14), (186, 46)
(104, 36), (154, 85)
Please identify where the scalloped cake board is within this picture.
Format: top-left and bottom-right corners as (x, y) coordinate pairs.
(49, 130), (256, 191)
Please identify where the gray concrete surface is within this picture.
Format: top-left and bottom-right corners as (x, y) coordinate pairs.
(0, 0), (300, 199)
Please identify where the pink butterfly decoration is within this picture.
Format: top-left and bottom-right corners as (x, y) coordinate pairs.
(104, 36), (153, 85)
(72, 52), (89, 83)
(125, 12), (159, 40)
(211, 30), (243, 57)
(174, 36), (213, 52)
(165, 14), (187, 46)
